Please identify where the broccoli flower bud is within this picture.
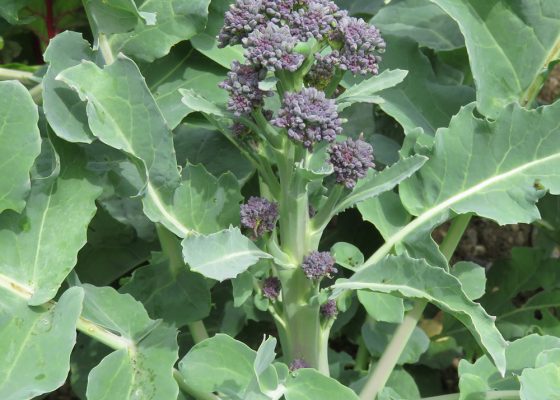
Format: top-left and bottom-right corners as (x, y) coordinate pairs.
(240, 196), (279, 237)
(262, 277), (281, 300)
(320, 299), (338, 318)
(219, 61), (271, 116)
(328, 137), (375, 189)
(272, 87), (342, 149)
(242, 23), (304, 72)
(289, 0), (344, 41)
(305, 57), (336, 90)
(218, 0), (266, 48)
(301, 250), (337, 280)
(289, 358), (310, 371)
(325, 16), (385, 75)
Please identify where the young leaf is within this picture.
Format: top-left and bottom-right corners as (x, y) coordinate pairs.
(0, 80), (41, 214)
(337, 69), (408, 111)
(333, 254), (507, 374)
(0, 287), (84, 400)
(284, 369), (360, 400)
(431, 0), (560, 117)
(0, 142), (101, 305)
(80, 284), (179, 400)
(43, 31), (95, 143)
(180, 88), (228, 117)
(519, 364), (560, 399)
(371, 0), (463, 51)
(451, 261), (486, 301)
(182, 227), (272, 281)
(358, 291), (404, 324)
(83, 0), (153, 34)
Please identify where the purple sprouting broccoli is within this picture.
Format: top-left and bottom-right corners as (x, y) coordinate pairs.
(301, 250), (337, 280)
(262, 277), (281, 300)
(320, 299), (338, 319)
(240, 196), (279, 237)
(219, 61), (271, 116)
(272, 87), (342, 149)
(218, 0), (266, 48)
(242, 22), (305, 72)
(305, 57), (335, 90)
(323, 16), (385, 75)
(288, 0), (344, 41)
(289, 358), (310, 371)
(328, 137), (375, 189)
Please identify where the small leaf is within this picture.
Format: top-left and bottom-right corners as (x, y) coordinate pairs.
(358, 291), (404, 323)
(519, 364), (560, 400)
(451, 261), (486, 300)
(180, 88), (228, 117)
(285, 369), (360, 400)
(331, 242), (364, 270)
(182, 227), (273, 281)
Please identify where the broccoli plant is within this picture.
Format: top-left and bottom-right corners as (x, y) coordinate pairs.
(0, 0), (560, 399)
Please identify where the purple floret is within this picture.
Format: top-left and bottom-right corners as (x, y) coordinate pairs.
(320, 299), (338, 318)
(218, 0), (266, 48)
(242, 23), (304, 72)
(305, 56), (335, 90)
(289, 358), (310, 371)
(272, 87), (342, 149)
(328, 138), (375, 189)
(289, 0), (344, 41)
(324, 16), (385, 75)
(219, 61), (271, 116)
(301, 251), (337, 280)
(240, 196), (279, 237)
(262, 277), (281, 300)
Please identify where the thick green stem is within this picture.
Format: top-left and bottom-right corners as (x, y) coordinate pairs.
(421, 391), (520, 400)
(0, 67), (38, 83)
(358, 214), (472, 399)
(354, 338), (369, 371)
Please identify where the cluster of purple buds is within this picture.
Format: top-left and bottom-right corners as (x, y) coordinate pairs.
(240, 196), (279, 237)
(262, 277), (281, 300)
(219, 61), (271, 116)
(320, 299), (338, 319)
(305, 57), (335, 90)
(323, 16), (386, 75)
(242, 23), (304, 72)
(272, 88), (342, 150)
(328, 137), (375, 189)
(301, 250), (337, 280)
(289, 358), (310, 372)
(288, 0), (344, 42)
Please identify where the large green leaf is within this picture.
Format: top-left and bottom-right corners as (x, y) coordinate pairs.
(43, 31), (95, 143)
(83, 0), (153, 34)
(142, 45), (227, 129)
(372, 0), (463, 51)
(0, 142), (101, 305)
(520, 364), (560, 400)
(377, 36), (475, 135)
(333, 254), (507, 374)
(0, 287), (83, 400)
(0, 80), (41, 214)
(57, 56), (191, 237)
(401, 101), (560, 225)
(106, 0), (212, 61)
(182, 227), (272, 281)
(431, 0), (560, 118)
(80, 284), (179, 400)
(120, 249), (211, 327)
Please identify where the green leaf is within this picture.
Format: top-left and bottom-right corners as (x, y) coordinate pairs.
(141, 44), (227, 129)
(172, 164), (242, 234)
(80, 284), (179, 400)
(0, 80), (41, 214)
(362, 320), (429, 364)
(520, 364), (560, 400)
(400, 101), (560, 226)
(358, 291), (404, 323)
(337, 69), (408, 111)
(83, 0), (152, 34)
(372, 0), (463, 51)
(120, 252), (211, 327)
(179, 334), (257, 397)
(0, 287), (84, 400)
(284, 369), (360, 400)
(431, 0), (560, 118)
(232, 271), (254, 307)
(190, 0), (245, 68)
(451, 261), (486, 301)
(333, 254), (507, 374)
(377, 36), (475, 135)
(458, 334), (560, 398)
(335, 155), (428, 213)
(57, 56), (192, 237)
(105, 0), (212, 61)
(0, 0), (32, 23)
(182, 227), (272, 281)
(0, 142), (101, 305)
(43, 31), (95, 143)
(331, 242), (364, 270)
(180, 88), (228, 117)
